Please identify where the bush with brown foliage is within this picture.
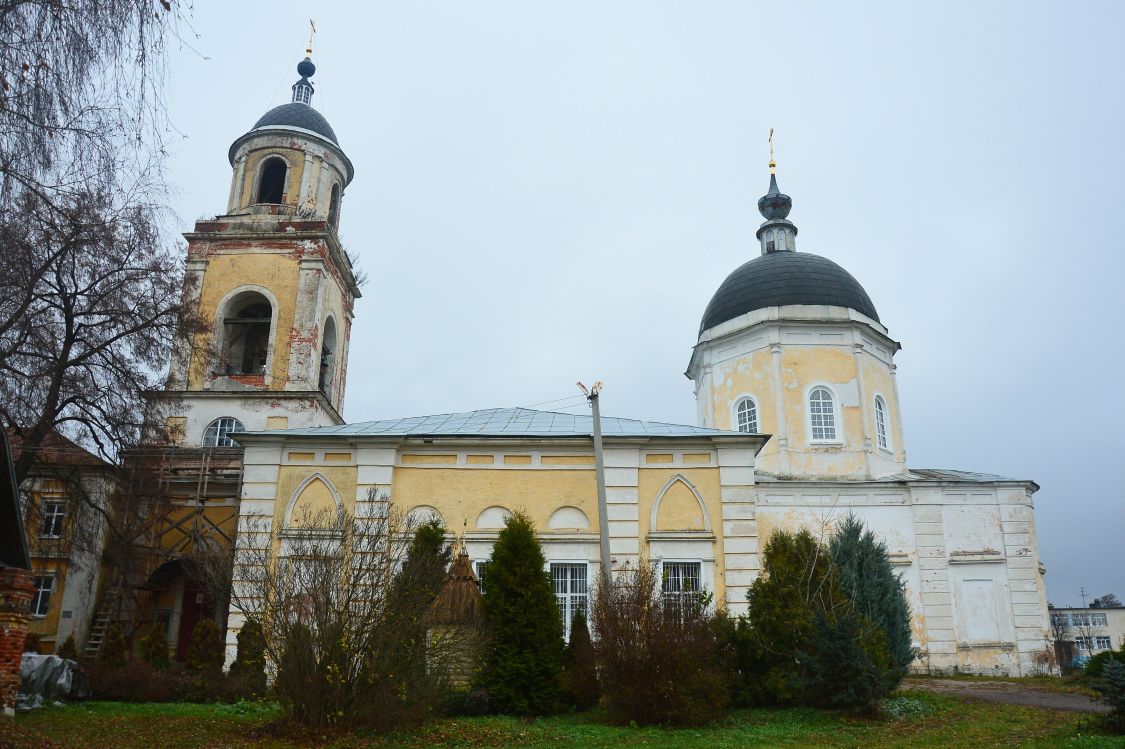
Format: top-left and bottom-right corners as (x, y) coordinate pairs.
(591, 560), (730, 726)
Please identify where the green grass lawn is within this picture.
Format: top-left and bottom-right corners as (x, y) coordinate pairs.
(3, 690), (1122, 749)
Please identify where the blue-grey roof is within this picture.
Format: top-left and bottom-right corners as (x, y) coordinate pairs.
(700, 251), (880, 333)
(906, 468), (1022, 483)
(251, 102), (338, 144)
(253, 407), (748, 439)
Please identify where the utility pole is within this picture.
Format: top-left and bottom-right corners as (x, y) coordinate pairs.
(579, 381), (611, 580)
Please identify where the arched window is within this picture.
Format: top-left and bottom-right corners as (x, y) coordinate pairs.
(202, 417), (245, 448)
(808, 386), (838, 442)
(257, 157), (287, 204)
(222, 292), (272, 375)
(735, 397), (758, 433)
(318, 317), (337, 395)
(327, 183), (341, 231)
(874, 395), (890, 450)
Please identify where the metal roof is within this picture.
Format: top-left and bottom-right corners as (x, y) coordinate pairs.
(248, 407), (750, 439)
(700, 251), (880, 333)
(906, 468), (1023, 483)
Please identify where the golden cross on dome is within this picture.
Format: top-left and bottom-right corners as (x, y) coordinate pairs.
(769, 128), (776, 174)
(305, 19), (317, 57)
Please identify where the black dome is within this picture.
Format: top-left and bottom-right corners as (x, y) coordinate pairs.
(700, 252), (880, 332)
(251, 103), (338, 145)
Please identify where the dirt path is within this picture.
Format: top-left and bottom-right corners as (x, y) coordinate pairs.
(904, 678), (1110, 713)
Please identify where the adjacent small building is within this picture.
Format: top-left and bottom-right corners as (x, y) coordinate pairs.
(1051, 606), (1125, 658)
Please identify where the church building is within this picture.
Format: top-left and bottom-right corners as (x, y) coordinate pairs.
(162, 51), (1052, 676)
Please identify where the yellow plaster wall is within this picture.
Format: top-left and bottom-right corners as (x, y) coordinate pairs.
(638, 468), (721, 538)
(860, 356), (904, 453)
(240, 148), (306, 207)
(187, 253), (300, 390)
(654, 481), (706, 530)
(289, 477), (340, 527)
(391, 467), (597, 533)
(709, 348), (775, 433)
(274, 465), (358, 524)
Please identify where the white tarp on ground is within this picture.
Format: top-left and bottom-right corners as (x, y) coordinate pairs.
(18, 653), (81, 710)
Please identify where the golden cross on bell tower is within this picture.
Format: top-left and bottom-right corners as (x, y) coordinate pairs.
(305, 19), (317, 57)
(769, 127), (776, 175)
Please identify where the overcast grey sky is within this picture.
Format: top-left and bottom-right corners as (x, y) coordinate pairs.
(165, 1), (1123, 607)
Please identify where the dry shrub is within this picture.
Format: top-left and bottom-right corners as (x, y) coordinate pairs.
(230, 495), (467, 731)
(591, 560), (730, 726)
(1028, 643), (1058, 676)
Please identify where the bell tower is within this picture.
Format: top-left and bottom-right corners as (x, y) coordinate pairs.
(161, 48), (361, 446)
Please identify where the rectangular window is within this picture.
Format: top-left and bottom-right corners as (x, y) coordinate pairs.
(1072, 613), (1091, 627)
(551, 563), (589, 641)
(1075, 636), (1091, 650)
(661, 561), (702, 610)
(474, 560), (490, 595)
(1092, 613), (1109, 627)
(31, 576), (54, 617)
(1095, 636), (1112, 650)
(41, 500), (66, 538)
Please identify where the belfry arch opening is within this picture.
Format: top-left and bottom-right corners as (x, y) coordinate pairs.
(222, 291), (272, 375)
(318, 317), (337, 395)
(257, 157), (287, 204)
(327, 183), (341, 230)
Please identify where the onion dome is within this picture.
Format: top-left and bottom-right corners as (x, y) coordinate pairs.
(698, 160), (880, 332)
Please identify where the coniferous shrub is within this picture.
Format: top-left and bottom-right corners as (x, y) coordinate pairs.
(1096, 659), (1125, 733)
(98, 623), (127, 669)
(742, 529), (840, 705)
(1086, 646), (1125, 679)
(138, 624), (170, 670)
(561, 611), (600, 711)
(592, 560), (730, 726)
(228, 618), (267, 696)
(829, 514), (915, 682)
(478, 510), (563, 715)
(740, 525), (903, 710)
(185, 618), (224, 674)
(57, 633), (79, 661)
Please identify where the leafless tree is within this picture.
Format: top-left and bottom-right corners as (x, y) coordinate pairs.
(0, 0), (181, 196)
(0, 1), (198, 482)
(226, 491), (470, 730)
(0, 179), (201, 484)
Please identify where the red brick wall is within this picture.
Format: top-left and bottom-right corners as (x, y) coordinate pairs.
(0, 568), (34, 714)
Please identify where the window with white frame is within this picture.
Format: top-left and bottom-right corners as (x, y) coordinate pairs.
(735, 397), (759, 433)
(40, 500), (66, 538)
(808, 386), (838, 442)
(874, 395), (890, 449)
(551, 562), (588, 641)
(31, 576), (54, 617)
(1096, 636), (1113, 650)
(473, 560), (490, 595)
(1092, 613), (1109, 626)
(202, 417), (245, 448)
(1076, 636), (1092, 650)
(661, 561), (702, 609)
(1072, 613), (1091, 627)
